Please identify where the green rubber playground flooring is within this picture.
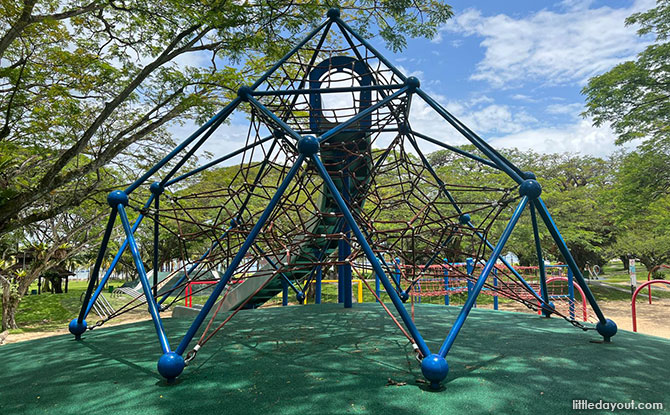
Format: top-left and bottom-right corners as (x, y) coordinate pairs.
(1, 304), (669, 414)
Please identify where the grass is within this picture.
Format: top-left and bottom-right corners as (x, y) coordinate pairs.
(1, 280), (140, 333)
(6, 264), (669, 335)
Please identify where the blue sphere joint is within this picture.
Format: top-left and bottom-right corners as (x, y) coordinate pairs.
(327, 7), (340, 19)
(542, 301), (555, 318)
(523, 171), (536, 180)
(398, 122), (411, 135)
(296, 291), (305, 303)
(399, 291), (409, 302)
(157, 352), (185, 383)
(519, 179), (542, 199)
(149, 181), (164, 195)
(421, 354), (449, 390)
(107, 190), (128, 208)
(68, 318), (87, 340)
(459, 214), (471, 225)
(405, 76), (421, 92)
(237, 85), (253, 101)
(297, 135), (320, 156)
(596, 318), (617, 342)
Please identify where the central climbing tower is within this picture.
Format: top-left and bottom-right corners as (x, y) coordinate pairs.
(70, 8), (618, 389)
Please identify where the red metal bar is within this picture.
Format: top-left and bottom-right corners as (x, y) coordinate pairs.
(633, 279), (670, 332)
(184, 280), (219, 308)
(546, 276), (588, 322)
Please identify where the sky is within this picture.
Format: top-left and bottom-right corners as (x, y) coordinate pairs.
(173, 0), (655, 163)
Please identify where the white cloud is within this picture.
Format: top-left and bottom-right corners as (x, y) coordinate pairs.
(545, 102), (583, 117)
(489, 118), (639, 156)
(408, 92), (629, 157)
(439, 0), (655, 88)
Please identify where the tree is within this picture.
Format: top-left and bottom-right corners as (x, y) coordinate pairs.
(582, 0), (670, 147)
(0, 204), (105, 330)
(610, 142), (670, 271)
(0, 0), (453, 238)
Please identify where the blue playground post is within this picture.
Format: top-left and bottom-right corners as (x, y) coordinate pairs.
(568, 267), (575, 320)
(71, 203), (118, 339)
(282, 278), (288, 307)
(117, 202), (171, 355)
(532, 198), (617, 341)
(466, 258), (475, 306)
(493, 268), (499, 310)
(315, 265), (322, 304)
(81, 194), (154, 320)
(176, 154), (307, 357)
(443, 259), (450, 305)
(439, 196), (529, 357)
(530, 201), (552, 316)
(312, 153), (431, 358)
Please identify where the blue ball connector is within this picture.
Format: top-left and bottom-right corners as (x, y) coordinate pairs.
(68, 318), (87, 340)
(297, 135), (320, 156)
(421, 353), (449, 389)
(296, 291), (306, 303)
(107, 190), (128, 208)
(596, 319), (617, 342)
(157, 352), (185, 383)
(519, 179), (542, 199)
(149, 181), (164, 195)
(405, 76), (421, 92)
(542, 301), (555, 318)
(327, 7), (340, 19)
(399, 290), (410, 302)
(459, 214), (471, 225)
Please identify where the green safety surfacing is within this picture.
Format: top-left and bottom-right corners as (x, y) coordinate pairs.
(1, 304), (668, 414)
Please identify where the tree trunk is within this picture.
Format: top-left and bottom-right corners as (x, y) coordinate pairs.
(1, 281), (19, 331)
(620, 255), (629, 271)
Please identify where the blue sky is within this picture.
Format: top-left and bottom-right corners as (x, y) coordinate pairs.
(370, 0), (654, 156)
(180, 0), (655, 162)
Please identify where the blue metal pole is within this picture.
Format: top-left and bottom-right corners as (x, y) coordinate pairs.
(125, 97), (242, 195)
(250, 20), (330, 89)
(438, 197), (528, 357)
(414, 89), (524, 184)
(312, 155), (430, 357)
(319, 88), (408, 144)
(375, 272), (380, 302)
(530, 203), (550, 313)
(153, 192), (160, 299)
(315, 265), (322, 304)
(83, 195), (155, 318)
(466, 258), (475, 307)
(568, 267), (575, 320)
(411, 130), (499, 170)
(493, 268), (499, 310)
(444, 259), (449, 306)
(342, 173), (352, 309)
(282, 278), (288, 307)
(176, 155), (306, 355)
(165, 135), (274, 187)
(118, 205), (171, 354)
(77, 208), (118, 325)
(469, 226), (546, 306)
(532, 199), (607, 324)
(252, 83), (404, 96)
(334, 18), (408, 82)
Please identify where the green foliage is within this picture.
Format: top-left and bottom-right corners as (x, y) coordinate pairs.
(582, 0), (670, 146)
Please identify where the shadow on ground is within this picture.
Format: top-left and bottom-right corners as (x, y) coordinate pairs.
(0, 304), (668, 414)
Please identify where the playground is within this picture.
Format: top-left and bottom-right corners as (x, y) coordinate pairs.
(2, 304), (670, 414)
(2, 6), (670, 415)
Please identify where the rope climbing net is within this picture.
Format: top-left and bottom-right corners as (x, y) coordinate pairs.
(71, 9), (616, 388)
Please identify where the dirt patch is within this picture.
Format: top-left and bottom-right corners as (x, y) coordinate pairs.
(1, 312), (166, 345)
